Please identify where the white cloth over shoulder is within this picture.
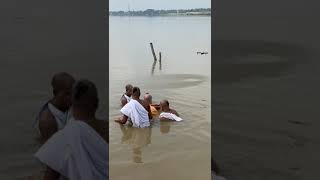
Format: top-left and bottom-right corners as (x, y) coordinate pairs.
(33, 102), (73, 132)
(123, 94), (131, 103)
(159, 112), (183, 121)
(34, 120), (108, 180)
(120, 99), (150, 128)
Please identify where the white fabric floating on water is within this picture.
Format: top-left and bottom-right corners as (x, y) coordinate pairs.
(159, 112), (183, 121)
(120, 99), (150, 128)
(35, 120), (108, 180)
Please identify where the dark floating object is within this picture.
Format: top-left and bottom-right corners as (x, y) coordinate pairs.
(197, 51), (208, 55)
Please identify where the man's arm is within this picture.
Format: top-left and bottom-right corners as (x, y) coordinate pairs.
(115, 115), (128, 124)
(39, 110), (58, 144)
(145, 103), (152, 120)
(150, 104), (160, 110)
(172, 109), (179, 117)
(120, 96), (127, 107)
(43, 166), (60, 180)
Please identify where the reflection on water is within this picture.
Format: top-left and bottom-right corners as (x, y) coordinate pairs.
(151, 60), (157, 75)
(118, 121), (172, 163)
(160, 120), (171, 134)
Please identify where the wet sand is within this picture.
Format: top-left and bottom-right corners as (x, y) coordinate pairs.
(213, 1), (320, 179)
(0, 1), (107, 179)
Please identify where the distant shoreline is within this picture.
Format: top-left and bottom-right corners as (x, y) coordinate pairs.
(109, 8), (211, 17)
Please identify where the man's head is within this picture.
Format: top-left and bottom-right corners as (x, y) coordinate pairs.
(125, 84), (133, 97)
(72, 79), (99, 117)
(160, 100), (170, 111)
(51, 72), (75, 111)
(143, 93), (152, 104)
(132, 87), (141, 98)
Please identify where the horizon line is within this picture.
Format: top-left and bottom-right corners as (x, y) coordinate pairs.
(109, 7), (211, 12)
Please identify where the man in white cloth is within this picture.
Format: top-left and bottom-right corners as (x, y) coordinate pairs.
(159, 100), (183, 121)
(120, 84), (133, 107)
(35, 79), (108, 180)
(115, 86), (152, 128)
(33, 72), (75, 144)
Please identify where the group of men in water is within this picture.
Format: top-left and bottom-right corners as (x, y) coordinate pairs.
(115, 84), (182, 127)
(33, 72), (108, 180)
(32, 73), (225, 180)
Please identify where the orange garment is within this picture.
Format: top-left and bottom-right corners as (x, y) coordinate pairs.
(150, 105), (159, 118)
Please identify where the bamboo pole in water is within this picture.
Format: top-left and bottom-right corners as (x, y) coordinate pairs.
(150, 43), (157, 61)
(159, 52), (162, 70)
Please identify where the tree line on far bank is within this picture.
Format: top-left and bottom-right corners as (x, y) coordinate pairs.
(109, 8), (211, 16)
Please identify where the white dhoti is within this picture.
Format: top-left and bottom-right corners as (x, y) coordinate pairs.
(120, 99), (150, 128)
(34, 120), (108, 180)
(159, 112), (183, 121)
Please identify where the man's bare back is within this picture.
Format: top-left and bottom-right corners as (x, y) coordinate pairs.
(87, 119), (108, 143)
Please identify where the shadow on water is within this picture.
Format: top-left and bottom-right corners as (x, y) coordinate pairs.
(149, 57), (207, 89)
(213, 40), (311, 83)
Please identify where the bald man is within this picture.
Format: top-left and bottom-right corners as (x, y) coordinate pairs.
(35, 79), (108, 180)
(143, 93), (160, 119)
(33, 72), (75, 144)
(120, 84), (133, 107)
(159, 100), (183, 121)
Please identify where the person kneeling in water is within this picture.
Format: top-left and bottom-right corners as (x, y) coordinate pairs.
(143, 93), (160, 119)
(159, 100), (183, 121)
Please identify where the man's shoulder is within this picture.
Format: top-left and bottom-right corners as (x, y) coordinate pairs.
(39, 109), (57, 126)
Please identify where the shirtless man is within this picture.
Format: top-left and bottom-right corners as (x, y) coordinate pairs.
(143, 93), (160, 118)
(35, 72), (75, 144)
(159, 100), (182, 121)
(115, 87), (152, 127)
(120, 84), (133, 107)
(36, 79), (108, 180)
(160, 100), (179, 115)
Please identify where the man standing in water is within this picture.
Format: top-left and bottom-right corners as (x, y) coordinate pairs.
(143, 93), (160, 119)
(116, 87), (152, 127)
(159, 100), (183, 121)
(120, 84), (133, 107)
(35, 79), (108, 180)
(33, 72), (75, 144)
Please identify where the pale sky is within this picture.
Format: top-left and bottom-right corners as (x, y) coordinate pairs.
(109, 0), (211, 11)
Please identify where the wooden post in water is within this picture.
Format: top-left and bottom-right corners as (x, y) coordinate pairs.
(159, 52), (162, 70)
(150, 42), (157, 61)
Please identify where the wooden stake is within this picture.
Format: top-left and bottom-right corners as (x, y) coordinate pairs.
(150, 43), (157, 61)
(159, 52), (162, 70)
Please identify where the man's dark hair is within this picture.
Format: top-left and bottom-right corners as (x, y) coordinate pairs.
(72, 79), (98, 109)
(132, 86), (141, 97)
(51, 72), (75, 95)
